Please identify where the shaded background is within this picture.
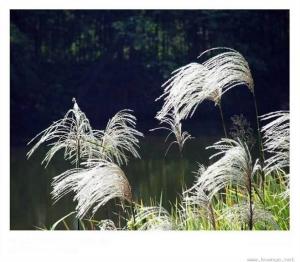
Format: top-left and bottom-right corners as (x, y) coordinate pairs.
(10, 10), (289, 229)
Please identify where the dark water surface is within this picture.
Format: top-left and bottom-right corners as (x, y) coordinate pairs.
(10, 136), (217, 230)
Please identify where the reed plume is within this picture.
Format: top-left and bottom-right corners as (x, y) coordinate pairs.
(92, 109), (144, 165)
(183, 164), (216, 229)
(155, 47), (254, 144)
(198, 47), (254, 96)
(261, 111), (289, 174)
(156, 63), (209, 121)
(51, 160), (132, 219)
(27, 98), (94, 166)
(97, 219), (117, 230)
(261, 111), (289, 198)
(184, 138), (260, 229)
(27, 100), (143, 225)
(222, 202), (279, 230)
(133, 206), (173, 230)
(150, 107), (193, 156)
(156, 48), (254, 118)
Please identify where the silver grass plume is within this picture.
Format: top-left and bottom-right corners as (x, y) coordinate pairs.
(260, 111), (289, 175)
(156, 63), (209, 120)
(27, 98), (94, 167)
(51, 160), (132, 219)
(183, 164), (216, 229)
(156, 47), (253, 121)
(184, 138), (260, 229)
(150, 107), (193, 156)
(260, 111), (289, 198)
(92, 109), (143, 165)
(221, 202), (279, 230)
(198, 47), (254, 96)
(184, 139), (260, 200)
(133, 206), (173, 230)
(98, 219), (117, 230)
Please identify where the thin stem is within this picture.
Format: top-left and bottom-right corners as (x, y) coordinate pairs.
(218, 103), (235, 205)
(130, 202), (136, 230)
(218, 103), (228, 138)
(252, 91), (265, 201)
(179, 145), (183, 159)
(235, 185), (239, 204)
(252, 91), (265, 162)
(248, 174), (253, 230)
(208, 203), (216, 230)
(76, 136), (81, 230)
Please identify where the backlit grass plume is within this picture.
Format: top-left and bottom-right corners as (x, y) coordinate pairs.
(132, 206), (173, 230)
(260, 111), (289, 175)
(27, 100), (143, 225)
(156, 62), (209, 121)
(184, 138), (261, 229)
(98, 219), (117, 230)
(155, 47), (254, 140)
(150, 107), (193, 156)
(183, 164), (216, 229)
(222, 202), (278, 230)
(27, 98), (94, 167)
(198, 47), (254, 96)
(51, 160), (132, 219)
(92, 109), (143, 165)
(185, 139), (260, 199)
(261, 111), (289, 198)
(156, 48), (254, 118)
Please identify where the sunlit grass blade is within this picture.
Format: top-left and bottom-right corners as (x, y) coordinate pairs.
(50, 211), (76, 230)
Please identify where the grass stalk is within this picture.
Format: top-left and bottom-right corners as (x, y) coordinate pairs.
(208, 203), (217, 230)
(248, 173), (253, 230)
(76, 136), (81, 230)
(252, 91), (265, 203)
(130, 202), (136, 230)
(218, 103), (228, 138)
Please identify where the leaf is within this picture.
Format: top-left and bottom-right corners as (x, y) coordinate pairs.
(50, 211), (76, 230)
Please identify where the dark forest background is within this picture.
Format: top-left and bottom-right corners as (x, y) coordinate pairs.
(10, 10), (289, 146)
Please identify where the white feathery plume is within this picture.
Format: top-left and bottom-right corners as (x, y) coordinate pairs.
(150, 107), (193, 155)
(184, 138), (260, 230)
(27, 98), (94, 167)
(183, 164), (210, 207)
(199, 47), (254, 96)
(133, 206), (173, 230)
(156, 62), (209, 120)
(260, 111), (289, 175)
(97, 219), (117, 230)
(221, 202), (279, 229)
(51, 160), (132, 219)
(92, 109), (144, 165)
(260, 111), (289, 199)
(156, 47), (253, 121)
(183, 165), (217, 229)
(184, 139), (260, 201)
